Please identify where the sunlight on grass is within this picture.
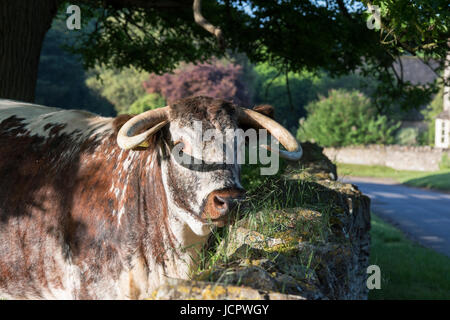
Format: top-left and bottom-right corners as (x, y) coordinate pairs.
(405, 172), (450, 191)
(192, 162), (336, 287)
(369, 215), (450, 300)
(337, 163), (450, 191)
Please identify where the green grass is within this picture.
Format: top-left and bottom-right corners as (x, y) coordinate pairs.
(406, 172), (450, 191)
(193, 170), (334, 279)
(369, 214), (450, 300)
(337, 163), (450, 191)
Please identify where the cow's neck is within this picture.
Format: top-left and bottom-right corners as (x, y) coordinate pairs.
(158, 151), (211, 274)
(121, 147), (210, 298)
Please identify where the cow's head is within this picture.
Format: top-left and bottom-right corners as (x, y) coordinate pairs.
(116, 96), (302, 236)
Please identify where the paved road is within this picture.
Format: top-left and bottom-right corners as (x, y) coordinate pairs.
(341, 176), (450, 257)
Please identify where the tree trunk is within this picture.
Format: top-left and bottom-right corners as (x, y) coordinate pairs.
(0, 1), (59, 102)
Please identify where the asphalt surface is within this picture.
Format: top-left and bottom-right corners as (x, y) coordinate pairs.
(341, 176), (450, 257)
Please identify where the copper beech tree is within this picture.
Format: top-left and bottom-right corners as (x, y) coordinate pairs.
(143, 61), (251, 106)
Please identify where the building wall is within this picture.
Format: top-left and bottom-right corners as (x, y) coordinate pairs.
(324, 145), (450, 171)
(435, 119), (450, 148)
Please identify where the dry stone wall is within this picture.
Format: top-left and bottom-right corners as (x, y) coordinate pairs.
(324, 145), (450, 171)
(150, 143), (371, 300)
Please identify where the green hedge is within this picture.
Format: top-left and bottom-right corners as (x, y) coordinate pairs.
(297, 89), (399, 147)
(127, 93), (166, 114)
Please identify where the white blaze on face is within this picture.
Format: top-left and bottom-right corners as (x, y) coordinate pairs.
(160, 120), (241, 237)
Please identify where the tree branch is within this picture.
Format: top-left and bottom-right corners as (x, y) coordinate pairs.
(264, 69), (282, 100)
(336, 0), (352, 21)
(285, 69), (294, 111)
(102, 0), (191, 9)
(105, 0), (225, 49)
(193, 0), (224, 49)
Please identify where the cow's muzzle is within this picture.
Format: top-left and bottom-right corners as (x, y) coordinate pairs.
(202, 188), (245, 226)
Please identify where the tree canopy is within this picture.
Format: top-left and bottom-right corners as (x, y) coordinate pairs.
(0, 0), (448, 109)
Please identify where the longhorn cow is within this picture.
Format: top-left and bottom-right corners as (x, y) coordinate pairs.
(0, 96), (301, 299)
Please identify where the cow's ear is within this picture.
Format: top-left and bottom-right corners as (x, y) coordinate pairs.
(252, 104), (275, 119)
(113, 114), (133, 134)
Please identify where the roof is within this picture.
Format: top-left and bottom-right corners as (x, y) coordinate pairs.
(392, 56), (439, 85)
(436, 110), (450, 120)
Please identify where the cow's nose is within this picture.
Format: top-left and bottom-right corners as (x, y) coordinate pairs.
(213, 195), (234, 216)
(203, 188), (245, 222)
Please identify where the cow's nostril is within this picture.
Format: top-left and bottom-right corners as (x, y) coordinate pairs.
(213, 195), (228, 210)
(205, 189), (245, 222)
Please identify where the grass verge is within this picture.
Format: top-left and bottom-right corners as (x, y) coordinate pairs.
(369, 214), (450, 300)
(337, 163), (450, 191)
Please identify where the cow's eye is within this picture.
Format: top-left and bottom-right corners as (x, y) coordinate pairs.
(174, 139), (192, 155)
(173, 140), (182, 147)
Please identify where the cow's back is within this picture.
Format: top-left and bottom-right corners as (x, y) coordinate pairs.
(0, 100), (117, 299)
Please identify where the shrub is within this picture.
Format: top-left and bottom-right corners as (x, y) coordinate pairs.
(297, 89), (399, 147)
(395, 127), (420, 146)
(127, 93), (166, 114)
(440, 154), (450, 170)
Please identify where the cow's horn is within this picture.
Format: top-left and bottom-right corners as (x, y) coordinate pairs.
(117, 107), (170, 150)
(238, 107), (303, 161)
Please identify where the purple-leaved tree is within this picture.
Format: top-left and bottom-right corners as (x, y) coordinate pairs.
(143, 61), (250, 106)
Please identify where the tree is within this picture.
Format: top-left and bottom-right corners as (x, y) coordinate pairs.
(359, 0), (449, 112)
(86, 66), (149, 114)
(143, 60), (250, 105)
(36, 19), (116, 116)
(0, 0), (448, 111)
(363, 1), (448, 60)
(250, 63), (317, 132)
(0, 0), (59, 102)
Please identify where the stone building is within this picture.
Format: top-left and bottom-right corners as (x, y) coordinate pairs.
(435, 110), (450, 148)
(435, 51), (450, 149)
